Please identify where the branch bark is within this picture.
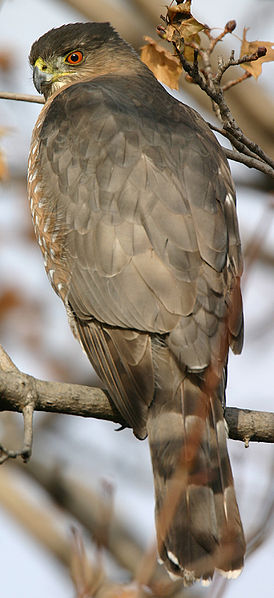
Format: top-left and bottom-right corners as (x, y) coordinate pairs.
(0, 358), (273, 444)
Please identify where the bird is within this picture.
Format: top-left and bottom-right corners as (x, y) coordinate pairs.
(28, 22), (245, 585)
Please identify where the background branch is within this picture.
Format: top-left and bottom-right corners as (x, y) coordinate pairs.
(0, 90), (44, 103)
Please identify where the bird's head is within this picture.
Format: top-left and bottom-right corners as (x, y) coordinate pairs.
(29, 22), (139, 101)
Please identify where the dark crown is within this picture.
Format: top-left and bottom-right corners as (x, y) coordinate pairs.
(29, 22), (124, 64)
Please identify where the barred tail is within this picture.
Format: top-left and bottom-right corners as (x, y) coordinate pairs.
(147, 376), (245, 585)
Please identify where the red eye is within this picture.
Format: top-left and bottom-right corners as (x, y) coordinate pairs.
(65, 51), (83, 65)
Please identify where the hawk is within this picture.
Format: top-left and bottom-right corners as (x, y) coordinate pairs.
(28, 22), (245, 584)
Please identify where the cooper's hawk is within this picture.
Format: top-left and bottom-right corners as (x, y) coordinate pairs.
(28, 22), (245, 584)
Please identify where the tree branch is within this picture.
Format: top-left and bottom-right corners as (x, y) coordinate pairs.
(220, 147), (274, 177)
(0, 348), (273, 445)
(221, 71), (252, 92)
(157, 7), (274, 179)
(173, 43), (274, 172)
(0, 367), (120, 423)
(224, 407), (274, 445)
(213, 48), (267, 85)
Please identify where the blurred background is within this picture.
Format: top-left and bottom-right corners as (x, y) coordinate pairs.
(0, 1), (273, 597)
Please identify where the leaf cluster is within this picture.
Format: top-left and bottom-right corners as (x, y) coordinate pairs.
(141, 0), (274, 89)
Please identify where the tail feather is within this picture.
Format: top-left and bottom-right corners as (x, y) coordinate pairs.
(147, 375), (245, 585)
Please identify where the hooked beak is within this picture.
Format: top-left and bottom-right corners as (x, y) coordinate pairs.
(33, 65), (53, 95)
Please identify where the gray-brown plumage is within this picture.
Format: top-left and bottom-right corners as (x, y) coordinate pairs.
(28, 22), (245, 584)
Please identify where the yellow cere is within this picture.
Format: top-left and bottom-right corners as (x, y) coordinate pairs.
(34, 56), (71, 81)
(34, 57), (52, 72)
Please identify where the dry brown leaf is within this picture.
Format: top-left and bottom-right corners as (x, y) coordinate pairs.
(178, 16), (205, 41)
(0, 51), (13, 71)
(240, 28), (274, 78)
(160, 2), (205, 62)
(0, 127), (9, 181)
(164, 16), (204, 43)
(0, 290), (22, 320)
(140, 36), (182, 90)
(0, 148), (8, 181)
(167, 0), (192, 20)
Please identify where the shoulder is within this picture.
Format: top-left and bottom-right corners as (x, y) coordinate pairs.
(41, 75), (145, 126)
(37, 72), (232, 194)
(38, 72), (204, 135)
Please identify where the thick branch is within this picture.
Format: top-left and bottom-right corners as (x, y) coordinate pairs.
(0, 367), (273, 444)
(0, 368), (120, 423)
(225, 407), (274, 445)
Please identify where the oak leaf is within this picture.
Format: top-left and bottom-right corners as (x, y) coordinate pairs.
(140, 37), (182, 90)
(240, 28), (274, 78)
(167, 0), (192, 18)
(163, 1), (205, 62)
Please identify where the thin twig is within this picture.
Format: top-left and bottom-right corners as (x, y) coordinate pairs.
(222, 71), (252, 92)
(0, 90), (44, 104)
(168, 13), (274, 177)
(222, 117), (274, 169)
(177, 49), (274, 173)
(209, 29), (228, 53)
(179, 42), (274, 173)
(208, 21), (237, 54)
(214, 48), (266, 85)
(208, 122), (264, 161)
(0, 403), (34, 464)
(21, 403), (34, 460)
(222, 148), (274, 177)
